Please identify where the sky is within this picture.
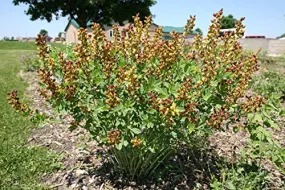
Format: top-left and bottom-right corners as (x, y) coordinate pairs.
(0, 0), (284, 39)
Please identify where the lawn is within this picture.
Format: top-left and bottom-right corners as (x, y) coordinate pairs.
(0, 41), (37, 50)
(0, 40), (64, 50)
(0, 49), (60, 189)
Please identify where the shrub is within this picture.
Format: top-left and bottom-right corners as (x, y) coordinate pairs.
(8, 9), (279, 179)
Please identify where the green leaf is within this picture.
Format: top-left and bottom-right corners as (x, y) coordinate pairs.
(225, 181), (236, 190)
(222, 72), (233, 79)
(171, 131), (177, 138)
(215, 104), (222, 109)
(262, 110), (270, 119)
(247, 113), (254, 120)
(148, 147), (155, 153)
(254, 114), (263, 122)
(264, 120), (271, 127)
(237, 167), (244, 173)
(168, 83), (180, 95)
(268, 102), (278, 110)
(130, 127), (141, 134)
(123, 140), (129, 147)
(280, 109), (285, 117)
(115, 142), (123, 150)
(188, 123), (195, 134)
(211, 81), (219, 87)
(203, 92), (212, 102)
(269, 120), (280, 130)
(177, 107), (185, 112)
(147, 123), (154, 128)
(156, 88), (168, 98)
(163, 82), (170, 88)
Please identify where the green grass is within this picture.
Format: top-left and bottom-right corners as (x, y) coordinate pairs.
(0, 40), (64, 50)
(0, 50), (60, 189)
(0, 41), (37, 50)
(258, 53), (285, 73)
(251, 70), (285, 98)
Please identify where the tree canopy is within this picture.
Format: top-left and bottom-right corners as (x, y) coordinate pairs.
(13, 0), (156, 28)
(220, 14), (236, 29)
(194, 28), (203, 35)
(39, 29), (48, 36)
(277, 33), (285, 39)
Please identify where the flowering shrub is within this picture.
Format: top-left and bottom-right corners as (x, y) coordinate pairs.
(8, 9), (279, 179)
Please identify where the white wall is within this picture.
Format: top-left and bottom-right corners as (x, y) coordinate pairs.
(65, 24), (78, 43)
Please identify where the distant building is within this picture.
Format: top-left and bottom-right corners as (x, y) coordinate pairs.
(219, 28), (236, 37)
(64, 19), (197, 43)
(23, 37), (36, 42)
(245, 35), (265, 39)
(16, 37), (23, 41)
(161, 26), (197, 40)
(51, 37), (65, 42)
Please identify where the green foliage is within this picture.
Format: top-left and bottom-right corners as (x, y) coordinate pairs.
(211, 163), (269, 190)
(194, 27), (203, 35)
(251, 71), (285, 100)
(39, 29), (48, 36)
(0, 50), (60, 189)
(276, 33), (285, 39)
(13, 0), (156, 28)
(220, 14), (236, 29)
(257, 53), (285, 74)
(3, 36), (10, 41)
(260, 56), (277, 65)
(243, 140), (285, 175)
(249, 69), (285, 178)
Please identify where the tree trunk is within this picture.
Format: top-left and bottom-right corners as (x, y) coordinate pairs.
(77, 18), (87, 28)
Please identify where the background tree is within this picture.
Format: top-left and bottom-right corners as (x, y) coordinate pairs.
(194, 28), (203, 35)
(58, 32), (63, 38)
(13, 0), (156, 28)
(277, 33), (285, 39)
(39, 29), (48, 36)
(220, 14), (236, 29)
(3, 37), (10, 41)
